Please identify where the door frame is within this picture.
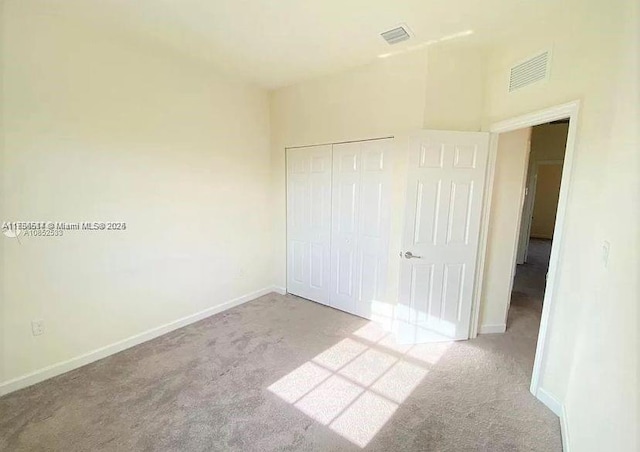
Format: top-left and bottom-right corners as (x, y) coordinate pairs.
(470, 100), (580, 398)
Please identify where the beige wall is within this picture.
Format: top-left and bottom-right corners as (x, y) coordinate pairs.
(1, 5), (273, 384)
(528, 123), (568, 240)
(530, 123), (569, 161)
(422, 46), (487, 131)
(2, 0), (638, 449)
(482, 0), (639, 450)
(559, 1), (639, 449)
(530, 163), (562, 239)
(478, 128), (531, 331)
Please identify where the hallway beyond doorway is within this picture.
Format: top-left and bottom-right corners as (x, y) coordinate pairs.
(513, 239), (552, 303)
(507, 239), (552, 377)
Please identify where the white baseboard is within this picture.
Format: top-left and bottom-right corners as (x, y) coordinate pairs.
(479, 323), (507, 334)
(536, 387), (569, 451)
(272, 286), (287, 295)
(537, 387), (563, 416)
(560, 404), (570, 452)
(0, 286), (281, 397)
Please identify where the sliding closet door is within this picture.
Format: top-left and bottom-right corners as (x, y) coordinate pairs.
(330, 139), (393, 319)
(286, 145), (332, 304)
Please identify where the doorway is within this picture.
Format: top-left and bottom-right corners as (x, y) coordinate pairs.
(483, 101), (579, 404)
(510, 121), (568, 351)
(517, 120), (568, 267)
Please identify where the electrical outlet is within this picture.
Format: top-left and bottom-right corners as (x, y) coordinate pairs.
(31, 319), (45, 336)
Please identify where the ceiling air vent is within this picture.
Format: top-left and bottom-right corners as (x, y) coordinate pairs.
(509, 50), (550, 92)
(381, 25), (411, 45)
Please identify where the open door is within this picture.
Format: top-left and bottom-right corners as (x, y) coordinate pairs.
(395, 130), (490, 343)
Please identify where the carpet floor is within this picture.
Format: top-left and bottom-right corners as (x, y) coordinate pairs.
(0, 241), (560, 451)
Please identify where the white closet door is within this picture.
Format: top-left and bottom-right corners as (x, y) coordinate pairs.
(330, 139), (393, 319)
(286, 145), (332, 304)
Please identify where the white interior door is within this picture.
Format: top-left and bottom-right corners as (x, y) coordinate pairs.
(330, 139), (393, 319)
(396, 130), (490, 343)
(286, 145), (332, 304)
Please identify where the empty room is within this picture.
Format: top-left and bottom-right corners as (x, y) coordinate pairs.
(0, 1), (637, 451)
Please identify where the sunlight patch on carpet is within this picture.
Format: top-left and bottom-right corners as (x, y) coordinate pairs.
(268, 323), (451, 447)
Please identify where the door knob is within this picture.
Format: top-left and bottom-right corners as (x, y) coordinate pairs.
(404, 251), (422, 259)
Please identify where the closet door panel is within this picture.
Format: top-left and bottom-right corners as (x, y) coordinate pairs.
(286, 145), (332, 304)
(357, 140), (393, 319)
(330, 143), (360, 312)
(330, 139), (393, 319)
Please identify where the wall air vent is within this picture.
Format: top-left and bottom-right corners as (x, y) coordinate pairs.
(509, 50), (551, 92)
(381, 25), (411, 45)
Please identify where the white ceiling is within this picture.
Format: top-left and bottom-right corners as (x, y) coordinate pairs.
(29, 0), (561, 89)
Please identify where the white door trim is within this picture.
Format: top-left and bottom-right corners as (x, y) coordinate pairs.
(286, 136), (394, 150)
(469, 133), (500, 338)
(472, 100), (580, 399)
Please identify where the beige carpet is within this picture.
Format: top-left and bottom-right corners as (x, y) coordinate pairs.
(0, 243), (560, 451)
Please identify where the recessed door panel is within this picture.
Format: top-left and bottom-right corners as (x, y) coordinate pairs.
(358, 250), (380, 305)
(310, 179), (329, 228)
(420, 144), (445, 168)
(446, 180), (474, 245)
(291, 240), (307, 284)
(310, 243), (325, 289)
(339, 152), (358, 173)
(442, 263), (465, 323)
(363, 148), (385, 172)
(413, 180), (442, 246)
(290, 179), (307, 231)
(453, 145), (478, 169)
(360, 180), (383, 238)
(337, 249), (354, 297)
(409, 263), (436, 324)
(338, 182), (358, 234)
